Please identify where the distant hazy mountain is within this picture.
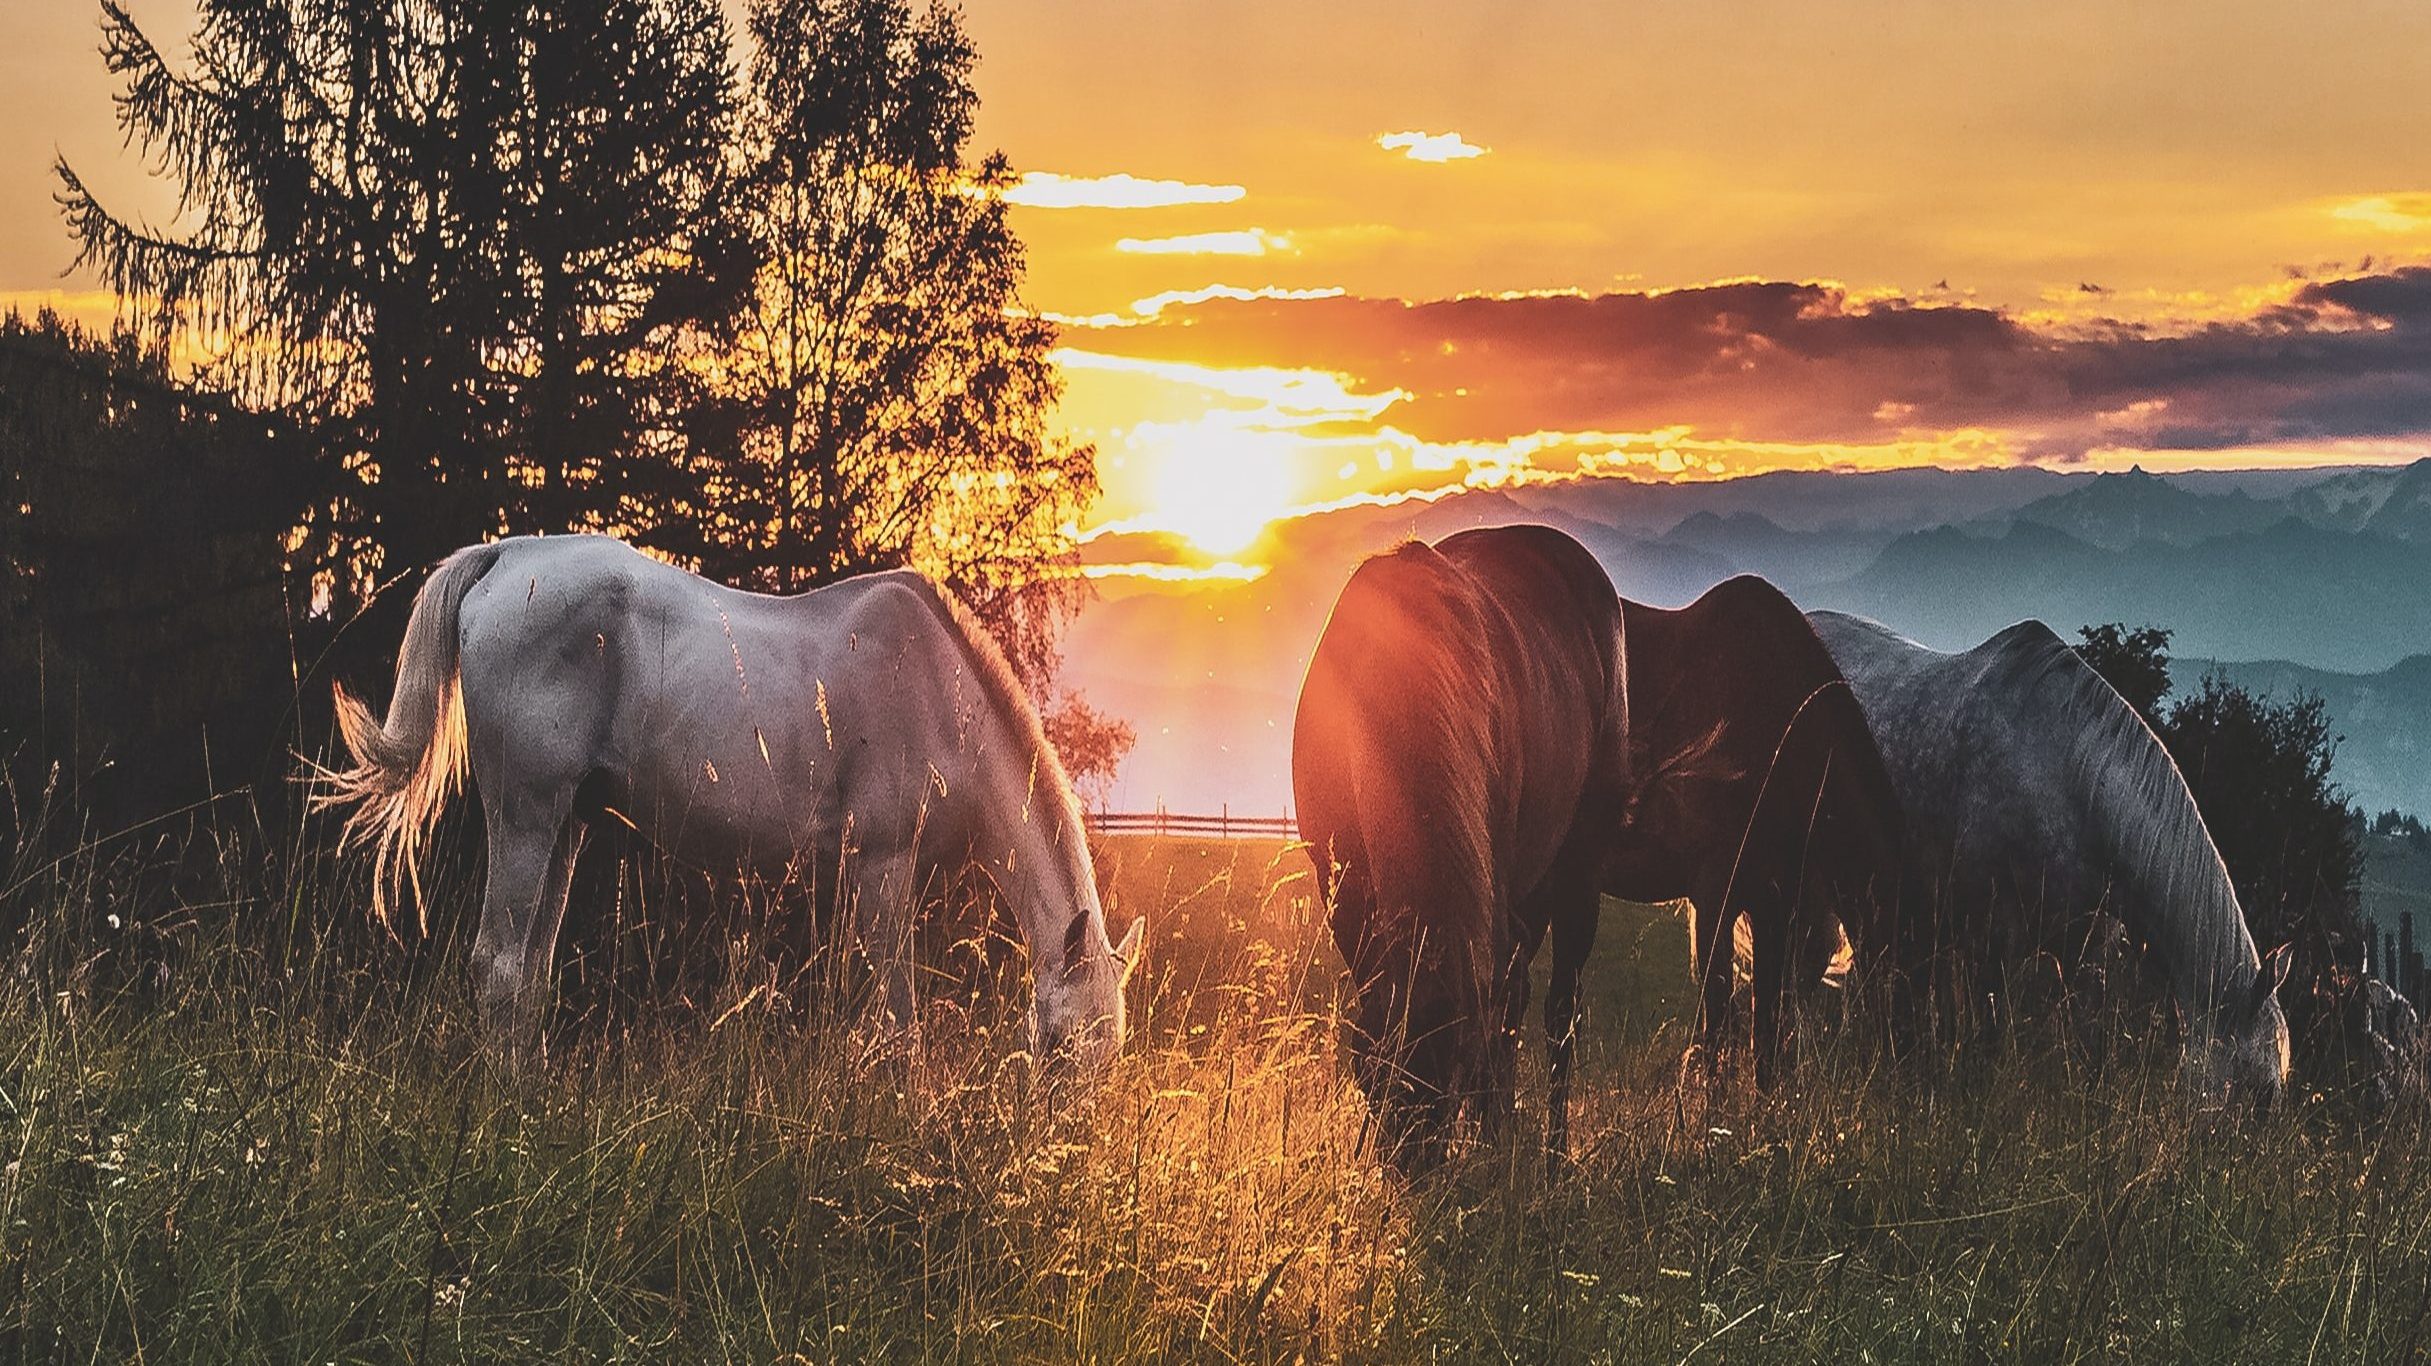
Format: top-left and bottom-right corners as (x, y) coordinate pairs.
(2360, 834), (2431, 958)
(1507, 463), (2076, 536)
(2184, 654), (2431, 819)
(1066, 461), (2431, 816)
(1813, 518), (2431, 672)
(1991, 466), (2285, 550)
(2278, 457), (2431, 538)
(1656, 511), (1890, 590)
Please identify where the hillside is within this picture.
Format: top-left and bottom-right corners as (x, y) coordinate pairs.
(2186, 654), (2431, 818)
(1069, 461), (2431, 816)
(1990, 466), (2285, 550)
(1814, 518), (2431, 672)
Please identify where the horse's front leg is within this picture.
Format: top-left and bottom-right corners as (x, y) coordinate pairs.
(1480, 926), (1535, 1148)
(847, 841), (921, 1052)
(1542, 881), (1600, 1166)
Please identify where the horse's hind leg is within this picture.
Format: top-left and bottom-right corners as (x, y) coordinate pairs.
(1694, 894), (1739, 1067)
(474, 795), (585, 1068)
(1751, 897), (1793, 1089)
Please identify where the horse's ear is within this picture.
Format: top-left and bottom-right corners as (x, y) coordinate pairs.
(1064, 908), (1089, 971)
(1116, 916), (1145, 986)
(2253, 942), (2295, 1012)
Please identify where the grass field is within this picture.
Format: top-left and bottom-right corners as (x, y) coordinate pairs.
(5, 830), (2431, 1361)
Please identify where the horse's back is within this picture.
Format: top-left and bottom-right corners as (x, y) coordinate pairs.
(1813, 610), (2111, 933)
(1617, 582), (1899, 906)
(454, 537), (974, 870)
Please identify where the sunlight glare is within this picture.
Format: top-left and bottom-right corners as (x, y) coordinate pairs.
(1145, 425), (1299, 557)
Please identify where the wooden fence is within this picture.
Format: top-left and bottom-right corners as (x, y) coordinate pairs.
(1084, 806), (1299, 840)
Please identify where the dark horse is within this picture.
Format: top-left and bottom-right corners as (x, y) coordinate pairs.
(1293, 525), (1629, 1169)
(1604, 577), (1906, 1082)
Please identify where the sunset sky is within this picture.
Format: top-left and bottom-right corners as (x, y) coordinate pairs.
(9, 2), (2431, 559)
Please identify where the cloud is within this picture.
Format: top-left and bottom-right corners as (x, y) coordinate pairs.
(1074, 560), (1270, 584)
(1123, 283), (1347, 318)
(1116, 229), (1294, 257)
(1377, 130), (1488, 163)
(1055, 265), (2431, 461)
(1051, 348), (1405, 421)
(2329, 194), (2431, 234)
(1002, 171), (1247, 209)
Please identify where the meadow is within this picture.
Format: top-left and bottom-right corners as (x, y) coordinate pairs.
(4, 826), (2429, 1362)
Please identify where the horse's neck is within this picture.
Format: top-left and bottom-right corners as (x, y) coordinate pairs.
(970, 714), (1105, 970)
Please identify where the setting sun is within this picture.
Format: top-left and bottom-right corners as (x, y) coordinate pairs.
(1144, 429), (1298, 556)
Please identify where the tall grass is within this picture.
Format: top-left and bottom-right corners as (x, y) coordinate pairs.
(4, 821), (2429, 1361)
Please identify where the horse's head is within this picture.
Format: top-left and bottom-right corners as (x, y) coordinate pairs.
(1338, 937), (1474, 1175)
(1033, 911), (1144, 1082)
(2190, 941), (2293, 1107)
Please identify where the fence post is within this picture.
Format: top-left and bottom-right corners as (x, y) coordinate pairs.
(2406, 912), (2421, 1003)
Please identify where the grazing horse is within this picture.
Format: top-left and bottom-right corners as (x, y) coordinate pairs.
(1603, 577), (1905, 1083)
(1808, 611), (2292, 1101)
(314, 535), (1142, 1074)
(1293, 525), (1629, 1169)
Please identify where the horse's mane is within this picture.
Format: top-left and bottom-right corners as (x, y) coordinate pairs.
(903, 575), (1102, 942)
(1311, 541), (1502, 998)
(1970, 621), (2260, 1021)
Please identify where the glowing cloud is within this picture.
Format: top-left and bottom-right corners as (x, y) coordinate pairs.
(1074, 560), (1270, 584)
(1051, 348), (1405, 421)
(1124, 283), (1347, 317)
(2329, 194), (2431, 234)
(1116, 229), (1294, 257)
(1002, 171), (1247, 209)
(1377, 130), (1487, 163)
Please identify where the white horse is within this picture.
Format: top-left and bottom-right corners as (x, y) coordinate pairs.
(313, 534), (1142, 1073)
(1809, 610), (2290, 1102)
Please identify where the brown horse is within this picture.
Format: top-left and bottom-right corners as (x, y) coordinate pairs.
(1605, 576), (1906, 1083)
(1293, 525), (1629, 1169)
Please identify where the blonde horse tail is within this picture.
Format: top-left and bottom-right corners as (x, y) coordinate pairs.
(310, 542), (503, 931)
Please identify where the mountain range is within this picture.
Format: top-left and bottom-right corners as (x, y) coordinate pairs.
(1064, 458), (2431, 819)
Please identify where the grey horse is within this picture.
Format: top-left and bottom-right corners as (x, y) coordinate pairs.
(314, 534), (1141, 1074)
(1809, 611), (2291, 1101)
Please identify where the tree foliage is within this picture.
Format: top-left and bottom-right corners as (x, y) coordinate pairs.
(57, 0), (747, 600)
(689, 0), (1097, 682)
(52, 0), (1101, 700)
(2073, 623), (2173, 729)
(2165, 674), (2362, 953)
(0, 310), (304, 830)
(1039, 692), (1136, 810)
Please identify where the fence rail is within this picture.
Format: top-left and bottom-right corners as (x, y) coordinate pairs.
(1085, 808), (1299, 840)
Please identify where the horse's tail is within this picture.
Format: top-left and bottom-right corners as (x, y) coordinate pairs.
(310, 542), (503, 930)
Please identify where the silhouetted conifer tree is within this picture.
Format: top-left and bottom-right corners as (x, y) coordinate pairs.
(56, 0), (743, 615)
(0, 310), (304, 831)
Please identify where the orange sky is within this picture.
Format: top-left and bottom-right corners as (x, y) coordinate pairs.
(11, 2), (2431, 556)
